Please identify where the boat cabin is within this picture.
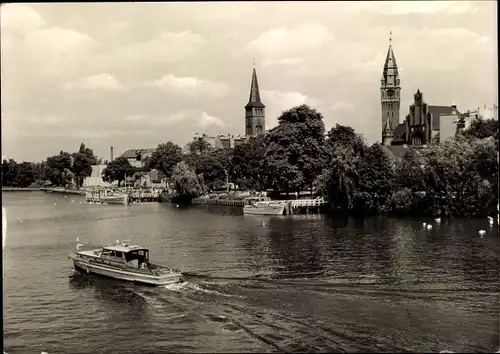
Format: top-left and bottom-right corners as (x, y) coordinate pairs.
(101, 242), (150, 269)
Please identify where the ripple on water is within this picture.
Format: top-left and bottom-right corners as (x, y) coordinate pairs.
(2, 193), (499, 353)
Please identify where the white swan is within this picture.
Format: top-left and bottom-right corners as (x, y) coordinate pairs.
(427, 224), (432, 230)
(435, 217), (441, 223)
(479, 230), (486, 237)
(423, 222), (427, 227)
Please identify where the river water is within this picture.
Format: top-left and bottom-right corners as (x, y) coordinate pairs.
(2, 192), (499, 353)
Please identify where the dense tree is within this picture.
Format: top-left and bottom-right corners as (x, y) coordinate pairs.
(147, 142), (183, 178)
(325, 124), (366, 159)
(262, 105), (326, 193)
(45, 151), (73, 186)
(72, 143), (97, 188)
(230, 135), (267, 190)
(102, 157), (135, 187)
(316, 124), (367, 211)
(462, 117), (499, 143)
(394, 148), (424, 191)
(419, 136), (495, 217)
(192, 148), (233, 190)
(2, 159), (18, 186)
(171, 161), (204, 203)
(1, 159), (37, 187)
(354, 143), (395, 214)
(188, 138), (212, 155)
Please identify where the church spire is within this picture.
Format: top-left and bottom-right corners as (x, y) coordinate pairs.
(245, 65), (265, 109)
(382, 118), (394, 146)
(380, 31), (401, 144)
(383, 32), (398, 78)
(383, 117), (393, 134)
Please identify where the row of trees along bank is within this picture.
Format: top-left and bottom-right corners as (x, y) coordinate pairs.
(3, 105), (498, 217)
(2, 143), (99, 188)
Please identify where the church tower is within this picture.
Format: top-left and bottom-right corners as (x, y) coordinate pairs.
(382, 118), (394, 146)
(245, 64), (266, 137)
(380, 32), (401, 142)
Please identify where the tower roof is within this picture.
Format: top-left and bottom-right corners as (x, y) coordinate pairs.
(382, 44), (399, 78)
(383, 118), (393, 133)
(245, 67), (265, 109)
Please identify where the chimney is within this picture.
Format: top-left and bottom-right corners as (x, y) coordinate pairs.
(110, 146), (114, 162)
(451, 100), (457, 109)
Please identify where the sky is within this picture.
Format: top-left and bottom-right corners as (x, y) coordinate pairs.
(1, 1), (497, 162)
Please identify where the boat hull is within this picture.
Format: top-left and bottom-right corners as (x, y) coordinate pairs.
(101, 195), (128, 205)
(243, 205), (285, 215)
(69, 253), (183, 286)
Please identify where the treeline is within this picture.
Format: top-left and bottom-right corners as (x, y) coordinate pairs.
(3, 105), (498, 217)
(147, 105), (498, 218)
(2, 143), (99, 188)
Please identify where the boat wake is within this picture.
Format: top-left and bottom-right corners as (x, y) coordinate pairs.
(164, 281), (238, 298)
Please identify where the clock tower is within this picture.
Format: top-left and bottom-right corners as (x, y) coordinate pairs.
(380, 33), (401, 142)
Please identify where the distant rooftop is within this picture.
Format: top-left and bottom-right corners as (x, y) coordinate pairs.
(119, 148), (154, 159)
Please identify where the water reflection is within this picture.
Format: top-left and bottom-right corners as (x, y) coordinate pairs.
(4, 192), (499, 353)
(191, 204), (243, 217)
(68, 273), (150, 321)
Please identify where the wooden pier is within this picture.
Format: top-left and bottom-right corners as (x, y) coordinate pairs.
(192, 198), (249, 207)
(284, 197), (327, 215)
(192, 196), (327, 215)
(127, 189), (161, 203)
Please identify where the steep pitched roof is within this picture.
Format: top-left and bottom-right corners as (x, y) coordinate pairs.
(383, 118), (393, 133)
(428, 105), (455, 130)
(383, 44), (399, 78)
(245, 67), (265, 109)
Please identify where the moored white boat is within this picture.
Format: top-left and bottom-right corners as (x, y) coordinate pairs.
(68, 239), (183, 286)
(243, 198), (286, 215)
(100, 193), (128, 205)
(85, 189), (128, 205)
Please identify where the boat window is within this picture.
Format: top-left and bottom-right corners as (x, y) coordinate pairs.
(124, 249), (148, 267)
(115, 251), (123, 258)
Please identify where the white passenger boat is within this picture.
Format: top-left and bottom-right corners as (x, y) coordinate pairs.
(85, 189), (128, 205)
(243, 197), (286, 215)
(68, 239), (183, 286)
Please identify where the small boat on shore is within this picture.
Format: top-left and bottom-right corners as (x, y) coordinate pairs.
(68, 239), (183, 286)
(243, 197), (286, 215)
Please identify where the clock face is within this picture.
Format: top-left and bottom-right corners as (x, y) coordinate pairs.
(387, 89), (395, 98)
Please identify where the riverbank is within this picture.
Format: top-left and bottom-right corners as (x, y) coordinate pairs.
(40, 187), (85, 195)
(2, 187), (41, 192)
